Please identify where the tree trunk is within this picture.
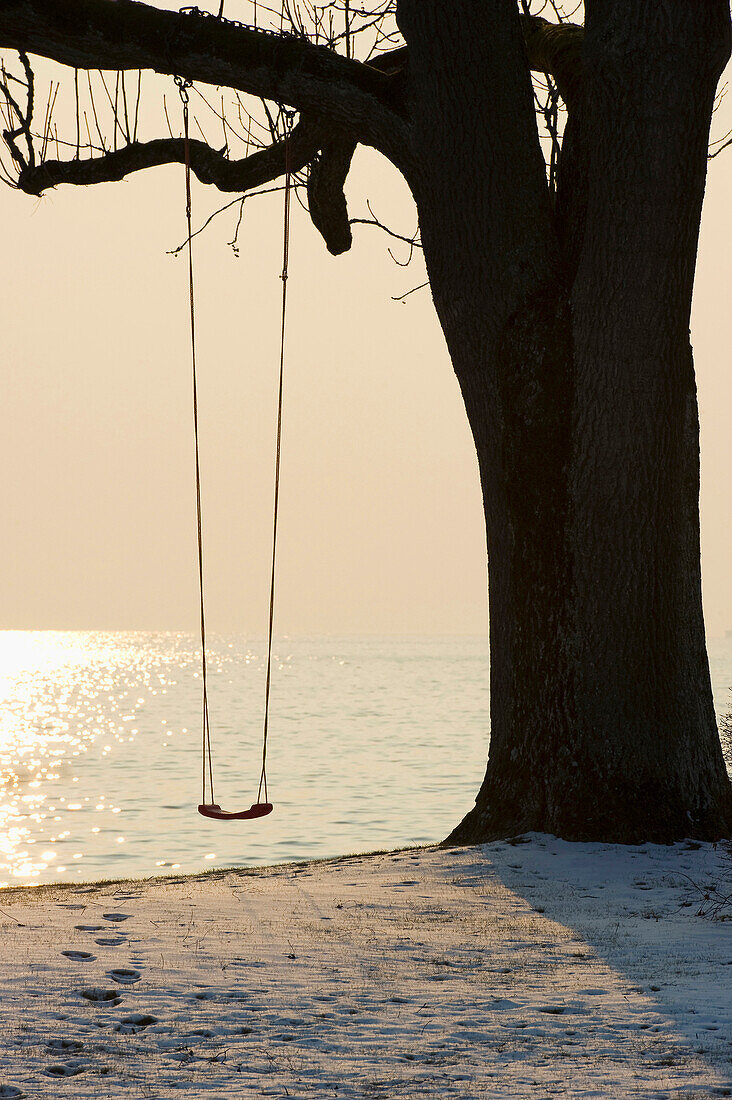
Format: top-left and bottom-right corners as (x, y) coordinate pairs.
(397, 0), (732, 843)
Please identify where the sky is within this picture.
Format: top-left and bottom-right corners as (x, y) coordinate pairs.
(0, 12), (730, 638)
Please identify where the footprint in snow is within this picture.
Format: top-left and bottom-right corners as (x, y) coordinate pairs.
(103, 912), (132, 923)
(43, 1062), (85, 1078)
(61, 951), (95, 962)
(108, 968), (141, 985)
(115, 1013), (158, 1033)
(47, 1039), (84, 1053)
(79, 988), (123, 1006)
(95, 936), (126, 946)
(194, 989), (248, 1002)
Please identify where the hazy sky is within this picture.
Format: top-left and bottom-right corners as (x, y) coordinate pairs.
(1, 27), (730, 637)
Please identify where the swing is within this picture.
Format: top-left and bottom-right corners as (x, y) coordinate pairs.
(176, 76), (293, 823)
(198, 802), (273, 821)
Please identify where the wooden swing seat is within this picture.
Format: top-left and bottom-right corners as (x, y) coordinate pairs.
(198, 802), (273, 821)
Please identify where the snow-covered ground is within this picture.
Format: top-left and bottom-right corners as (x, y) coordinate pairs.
(0, 835), (730, 1098)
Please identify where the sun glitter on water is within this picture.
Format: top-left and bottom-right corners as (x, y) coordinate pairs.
(0, 631), (157, 885)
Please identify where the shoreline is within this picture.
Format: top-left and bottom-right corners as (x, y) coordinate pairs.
(0, 843), (436, 902)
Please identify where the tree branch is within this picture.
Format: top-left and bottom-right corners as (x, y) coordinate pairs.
(519, 14), (583, 112)
(0, 0), (406, 147)
(306, 132), (356, 255)
(15, 114), (322, 194)
(363, 19), (584, 113)
(0, 3), (584, 260)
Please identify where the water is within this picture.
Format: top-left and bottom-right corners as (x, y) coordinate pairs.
(0, 633), (491, 885)
(0, 632), (730, 888)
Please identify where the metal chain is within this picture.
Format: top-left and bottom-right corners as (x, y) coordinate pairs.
(178, 4), (293, 37)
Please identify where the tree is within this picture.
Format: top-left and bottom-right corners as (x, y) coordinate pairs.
(1, 0), (730, 844)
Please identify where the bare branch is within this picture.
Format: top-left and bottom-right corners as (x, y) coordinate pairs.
(391, 279), (428, 303)
(16, 113), (322, 194)
(350, 216), (420, 249)
(168, 181), (303, 257)
(350, 198), (421, 267)
(0, 47), (34, 170)
(708, 132), (732, 159)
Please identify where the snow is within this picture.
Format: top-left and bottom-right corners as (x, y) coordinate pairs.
(0, 835), (730, 1097)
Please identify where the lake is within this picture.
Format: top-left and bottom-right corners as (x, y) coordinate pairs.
(0, 631), (730, 886)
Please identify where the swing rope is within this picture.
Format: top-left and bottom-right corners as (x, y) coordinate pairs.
(176, 75), (293, 812)
(176, 75), (215, 808)
(258, 109), (294, 805)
